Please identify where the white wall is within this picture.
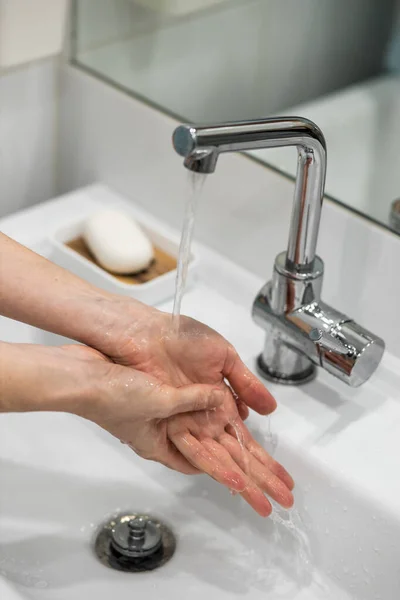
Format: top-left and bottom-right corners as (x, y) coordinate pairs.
(0, 0), (68, 218)
(0, 0), (67, 69)
(0, 59), (59, 217)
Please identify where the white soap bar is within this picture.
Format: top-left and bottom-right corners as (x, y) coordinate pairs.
(83, 210), (154, 274)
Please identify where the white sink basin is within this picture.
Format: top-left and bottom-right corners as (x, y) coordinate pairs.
(1, 186), (399, 599)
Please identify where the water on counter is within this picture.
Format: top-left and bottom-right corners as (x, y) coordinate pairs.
(172, 172), (207, 332)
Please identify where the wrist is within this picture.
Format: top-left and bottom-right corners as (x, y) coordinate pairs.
(0, 343), (99, 415)
(77, 293), (155, 359)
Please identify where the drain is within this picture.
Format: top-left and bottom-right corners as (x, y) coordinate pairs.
(93, 513), (176, 572)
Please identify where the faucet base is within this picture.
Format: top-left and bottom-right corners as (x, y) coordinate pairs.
(256, 354), (316, 386)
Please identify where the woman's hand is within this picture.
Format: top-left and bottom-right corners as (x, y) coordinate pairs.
(167, 390), (294, 516)
(83, 304), (294, 515)
(66, 344), (294, 517)
(0, 341), (224, 463)
(0, 235), (294, 516)
(0, 316), (294, 516)
(91, 303), (277, 417)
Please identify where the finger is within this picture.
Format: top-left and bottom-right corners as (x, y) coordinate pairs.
(225, 419), (295, 491)
(127, 438), (200, 475)
(171, 431), (246, 492)
(161, 385), (225, 417)
(223, 349), (277, 415)
(222, 381), (249, 421)
(236, 399), (249, 421)
(201, 438), (272, 517)
(160, 441), (202, 475)
(219, 433), (294, 508)
(246, 438), (295, 491)
(239, 481), (272, 517)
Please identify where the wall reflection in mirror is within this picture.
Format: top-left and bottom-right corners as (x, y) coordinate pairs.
(71, 0), (400, 234)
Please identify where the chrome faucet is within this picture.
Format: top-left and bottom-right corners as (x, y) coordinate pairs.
(173, 117), (384, 387)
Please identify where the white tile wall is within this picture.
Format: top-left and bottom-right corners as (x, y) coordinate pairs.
(0, 0), (68, 69)
(0, 58), (58, 217)
(0, 0), (68, 218)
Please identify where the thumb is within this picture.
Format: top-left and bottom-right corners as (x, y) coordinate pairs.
(163, 384), (225, 417)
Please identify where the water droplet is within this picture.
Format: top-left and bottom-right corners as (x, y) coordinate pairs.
(230, 419), (249, 474)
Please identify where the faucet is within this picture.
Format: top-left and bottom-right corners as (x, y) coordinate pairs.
(172, 117), (384, 387)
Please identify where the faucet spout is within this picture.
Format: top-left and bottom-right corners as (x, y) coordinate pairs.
(173, 117), (327, 271)
(172, 117), (384, 387)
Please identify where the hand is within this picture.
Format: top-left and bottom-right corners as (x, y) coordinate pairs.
(60, 344), (226, 472)
(0, 236), (292, 516)
(87, 304), (294, 516)
(167, 388), (294, 516)
(0, 340), (223, 472)
(96, 303), (277, 416)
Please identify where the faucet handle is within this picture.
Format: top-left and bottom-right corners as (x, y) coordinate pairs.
(307, 321), (384, 387)
(309, 328), (355, 357)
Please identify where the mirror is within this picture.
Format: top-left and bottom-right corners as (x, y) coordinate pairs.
(71, 0), (400, 234)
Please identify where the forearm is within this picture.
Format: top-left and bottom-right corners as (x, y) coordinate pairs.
(0, 233), (146, 350)
(0, 342), (96, 414)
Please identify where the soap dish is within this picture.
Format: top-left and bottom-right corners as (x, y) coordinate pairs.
(49, 217), (196, 306)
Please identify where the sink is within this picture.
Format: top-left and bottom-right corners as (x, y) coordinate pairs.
(1, 185), (400, 599)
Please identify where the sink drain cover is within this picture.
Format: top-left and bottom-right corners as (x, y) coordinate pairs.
(94, 512), (176, 572)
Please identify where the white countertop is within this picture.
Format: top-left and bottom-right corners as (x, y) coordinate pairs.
(1, 184), (400, 598)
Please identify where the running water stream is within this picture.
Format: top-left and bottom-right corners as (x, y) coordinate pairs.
(170, 172), (314, 585)
(172, 172), (207, 332)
